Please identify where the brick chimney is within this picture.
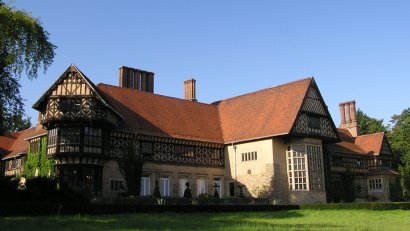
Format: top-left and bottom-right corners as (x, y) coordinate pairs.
(184, 79), (197, 102)
(339, 100), (360, 137)
(119, 66), (154, 93)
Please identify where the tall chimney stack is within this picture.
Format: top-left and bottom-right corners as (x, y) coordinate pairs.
(339, 100), (360, 137)
(119, 66), (154, 93)
(184, 79), (197, 102)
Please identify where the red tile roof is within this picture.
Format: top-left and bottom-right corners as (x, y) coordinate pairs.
(215, 78), (312, 142)
(327, 130), (386, 156)
(354, 132), (385, 155)
(97, 84), (224, 143)
(97, 78), (313, 144)
(0, 127), (46, 160)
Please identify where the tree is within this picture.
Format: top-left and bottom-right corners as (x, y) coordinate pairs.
(388, 108), (410, 199)
(118, 141), (144, 196)
(356, 109), (387, 135)
(0, 1), (56, 135)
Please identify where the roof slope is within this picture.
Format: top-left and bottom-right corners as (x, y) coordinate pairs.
(97, 84), (224, 143)
(214, 78), (312, 142)
(0, 127), (46, 160)
(326, 129), (386, 156)
(354, 132), (385, 155)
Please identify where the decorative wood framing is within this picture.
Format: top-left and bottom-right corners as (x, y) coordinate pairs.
(291, 80), (339, 140)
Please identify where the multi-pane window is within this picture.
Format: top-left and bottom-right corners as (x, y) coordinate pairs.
(47, 128), (58, 154)
(197, 178), (206, 196)
(60, 127), (81, 152)
(141, 142), (153, 155)
(160, 176), (170, 197)
(287, 145), (307, 190)
(241, 151), (257, 162)
(84, 127), (102, 153)
(307, 145), (324, 190)
(213, 178), (222, 198)
(110, 179), (125, 192)
(287, 144), (324, 191)
(140, 176), (150, 196)
(308, 116), (321, 134)
(369, 179), (383, 192)
(179, 178), (189, 197)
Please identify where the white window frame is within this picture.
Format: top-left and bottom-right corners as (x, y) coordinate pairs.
(213, 178), (223, 198)
(179, 178), (188, 197)
(140, 176), (150, 196)
(197, 178), (206, 196)
(368, 178), (383, 192)
(160, 176), (171, 197)
(286, 144), (324, 191)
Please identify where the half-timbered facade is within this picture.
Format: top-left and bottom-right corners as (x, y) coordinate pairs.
(325, 101), (398, 202)
(0, 64), (397, 203)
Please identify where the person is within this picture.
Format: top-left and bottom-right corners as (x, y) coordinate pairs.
(183, 182), (192, 198)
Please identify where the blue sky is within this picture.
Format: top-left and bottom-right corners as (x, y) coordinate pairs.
(11, 0), (410, 127)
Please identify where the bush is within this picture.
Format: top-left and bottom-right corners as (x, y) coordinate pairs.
(0, 176), (19, 202)
(301, 202), (410, 210)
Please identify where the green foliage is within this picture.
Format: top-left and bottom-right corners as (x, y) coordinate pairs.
(0, 2), (56, 135)
(330, 169), (356, 203)
(356, 109), (387, 135)
(390, 177), (404, 202)
(24, 136), (54, 179)
(301, 202), (410, 210)
(118, 141), (144, 196)
(388, 108), (410, 199)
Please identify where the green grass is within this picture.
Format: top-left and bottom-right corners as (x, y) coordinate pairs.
(1, 210), (410, 231)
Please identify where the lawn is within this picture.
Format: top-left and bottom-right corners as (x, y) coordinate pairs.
(1, 209), (409, 231)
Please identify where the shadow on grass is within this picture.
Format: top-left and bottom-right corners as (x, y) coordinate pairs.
(0, 210), (342, 231)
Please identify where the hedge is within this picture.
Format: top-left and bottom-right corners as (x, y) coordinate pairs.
(301, 202), (410, 210)
(0, 203), (299, 216)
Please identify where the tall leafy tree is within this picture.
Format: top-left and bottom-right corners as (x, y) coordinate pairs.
(0, 1), (56, 135)
(356, 109), (387, 135)
(388, 108), (410, 198)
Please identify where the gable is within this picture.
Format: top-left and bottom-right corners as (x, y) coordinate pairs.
(291, 80), (339, 141)
(380, 136), (393, 157)
(33, 64), (123, 124)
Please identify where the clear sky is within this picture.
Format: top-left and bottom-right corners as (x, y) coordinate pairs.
(10, 0), (410, 128)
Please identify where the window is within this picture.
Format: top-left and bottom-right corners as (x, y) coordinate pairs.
(369, 179), (383, 192)
(160, 176), (170, 197)
(213, 178), (222, 198)
(179, 178), (189, 197)
(60, 98), (81, 114)
(241, 151), (257, 162)
(47, 128), (58, 154)
(110, 179), (125, 192)
(287, 145), (324, 191)
(229, 182), (235, 197)
(84, 127), (102, 153)
(197, 178), (206, 196)
(60, 127), (81, 153)
(308, 116), (321, 129)
(141, 142), (153, 155)
(140, 176), (150, 196)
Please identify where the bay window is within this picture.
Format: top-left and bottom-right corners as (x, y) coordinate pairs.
(287, 144), (324, 191)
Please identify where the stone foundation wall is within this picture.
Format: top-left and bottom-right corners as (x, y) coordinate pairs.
(289, 191), (326, 204)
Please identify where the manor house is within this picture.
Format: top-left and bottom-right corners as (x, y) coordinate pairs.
(0, 65), (397, 203)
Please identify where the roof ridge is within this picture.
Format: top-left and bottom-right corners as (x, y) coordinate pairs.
(212, 77), (313, 104)
(356, 132), (385, 138)
(96, 83), (217, 108)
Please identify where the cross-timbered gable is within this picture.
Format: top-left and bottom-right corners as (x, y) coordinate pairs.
(291, 80), (339, 141)
(33, 64), (123, 127)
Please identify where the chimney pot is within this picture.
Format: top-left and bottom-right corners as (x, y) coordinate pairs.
(118, 66), (154, 93)
(184, 79), (197, 102)
(339, 100), (360, 137)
